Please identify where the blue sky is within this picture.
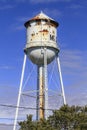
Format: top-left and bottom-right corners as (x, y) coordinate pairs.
(0, 0), (87, 127)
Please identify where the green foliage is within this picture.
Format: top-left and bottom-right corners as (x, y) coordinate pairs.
(19, 115), (55, 130)
(48, 105), (87, 130)
(18, 115), (35, 130)
(19, 105), (87, 130)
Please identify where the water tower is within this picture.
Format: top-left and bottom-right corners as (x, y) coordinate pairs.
(13, 11), (66, 130)
(24, 11), (66, 119)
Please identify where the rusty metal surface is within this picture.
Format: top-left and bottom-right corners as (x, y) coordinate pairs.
(38, 66), (45, 119)
(24, 12), (59, 65)
(26, 21), (58, 49)
(24, 12), (59, 27)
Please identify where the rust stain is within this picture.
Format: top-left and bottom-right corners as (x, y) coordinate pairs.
(31, 33), (35, 36)
(39, 29), (49, 33)
(24, 12), (59, 27)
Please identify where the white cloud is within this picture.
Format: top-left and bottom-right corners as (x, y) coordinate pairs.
(0, 66), (14, 70)
(0, 0), (72, 4)
(0, 5), (14, 10)
(0, 124), (14, 130)
(10, 16), (30, 31)
(16, 0), (27, 2)
(59, 49), (87, 106)
(30, 0), (57, 3)
(0, 0), (8, 2)
(15, 0), (72, 3)
(13, 25), (24, 31)
(68, 4), (84, 9)
(30, 0), (71, 3)
(60, 49), (87, 74)
(10, 22), (24, 31)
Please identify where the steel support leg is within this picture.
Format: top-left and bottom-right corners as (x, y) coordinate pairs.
(13, 55), (27, 130)
(36, 66), (39, 120)
(44, 48), (48, 119)
(56, 54), (66, 105)
(37, 65), (44, 119)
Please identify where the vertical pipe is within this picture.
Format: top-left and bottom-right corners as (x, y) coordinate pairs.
(56, 54), (66, 105)
(38, 65), (44, 119)
(36, 66), (39, 120)
(13, 55), (27, 130)
(44, 48), (48, 119)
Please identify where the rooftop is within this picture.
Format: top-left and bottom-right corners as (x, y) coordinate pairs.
(24, 11), (59, 27)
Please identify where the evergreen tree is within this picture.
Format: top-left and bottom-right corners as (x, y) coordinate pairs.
(19, 105), (87, 130)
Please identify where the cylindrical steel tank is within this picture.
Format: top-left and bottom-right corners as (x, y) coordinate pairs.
(24, 11), (59, 65)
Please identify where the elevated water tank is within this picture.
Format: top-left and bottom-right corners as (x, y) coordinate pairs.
(24, 11), (59, 65)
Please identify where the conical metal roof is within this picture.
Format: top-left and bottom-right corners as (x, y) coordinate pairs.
(30, 11), (54, 21)
(24, 11), (59, 27)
